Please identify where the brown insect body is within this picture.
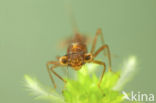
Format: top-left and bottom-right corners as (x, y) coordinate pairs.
(66, 33), (88, 70)
(47, 29), (112, 88)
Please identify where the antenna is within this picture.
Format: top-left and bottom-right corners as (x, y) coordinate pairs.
(64, 0), (79, 34)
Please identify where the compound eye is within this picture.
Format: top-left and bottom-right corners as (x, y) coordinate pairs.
(59, 56), (68, 65)
(84, 53), (92, 62)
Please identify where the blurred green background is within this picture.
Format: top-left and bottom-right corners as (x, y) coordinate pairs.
(0, 0), (156, 103)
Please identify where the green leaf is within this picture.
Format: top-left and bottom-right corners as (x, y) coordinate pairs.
(24, 56), (137, 103)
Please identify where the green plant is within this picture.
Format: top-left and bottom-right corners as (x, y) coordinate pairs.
(24, 56), (137, 103)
